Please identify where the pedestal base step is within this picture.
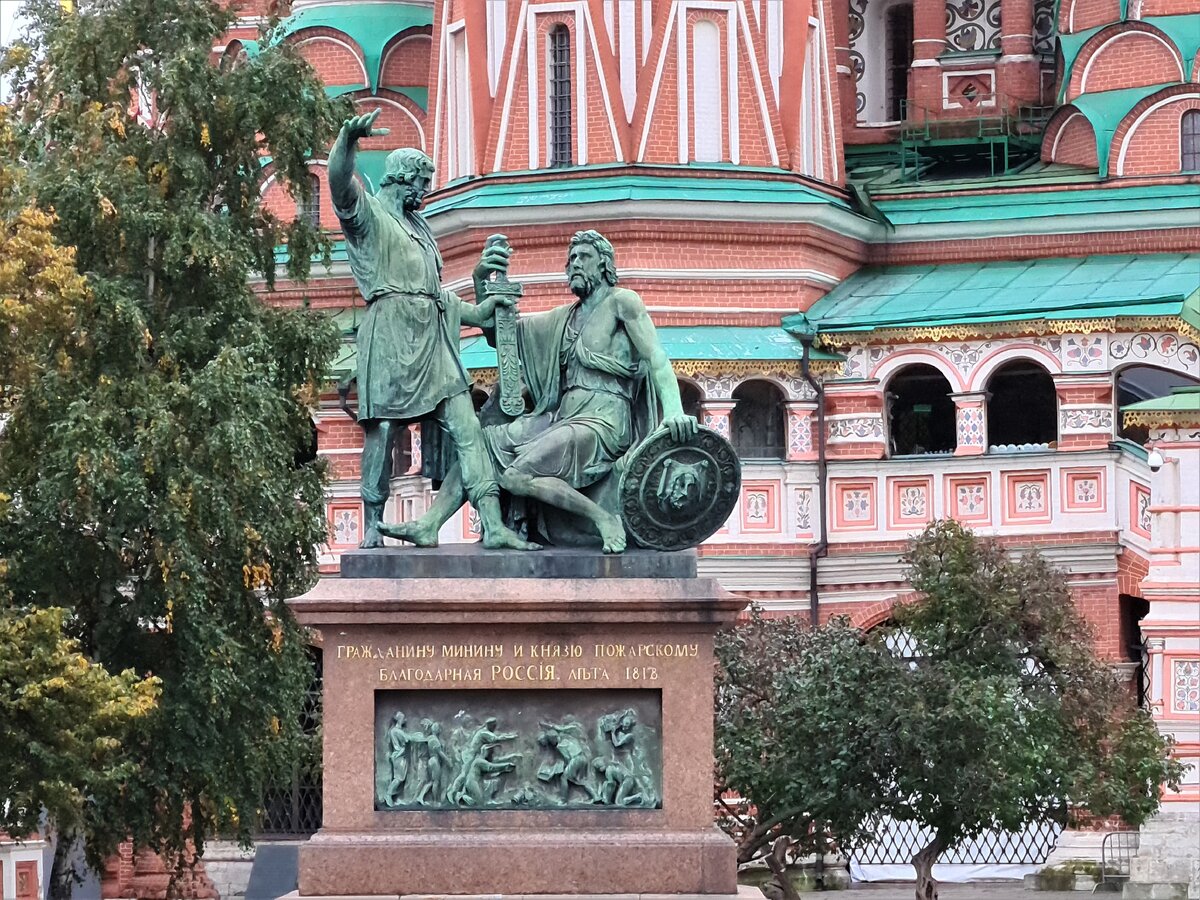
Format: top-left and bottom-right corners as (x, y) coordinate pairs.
(277, 888), (765, 900)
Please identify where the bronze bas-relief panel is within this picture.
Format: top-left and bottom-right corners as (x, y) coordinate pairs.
(374, 689), (662, 811)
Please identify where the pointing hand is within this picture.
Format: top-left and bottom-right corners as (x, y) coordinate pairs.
(343, 108), (391, 142)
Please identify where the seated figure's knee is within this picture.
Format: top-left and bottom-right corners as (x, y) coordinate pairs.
(499, 468), (531, 494)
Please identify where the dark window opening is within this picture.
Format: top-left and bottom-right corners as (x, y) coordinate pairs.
(887, 365), (955, 456)
(679, 380), (703, 421)
(986, 360), (1057, 450)
(1119, 595), (1150, 708)
(731, 380), (786, 459)
(548, 26), (572, 168)
(1117, 365), (1200, 444)
(1182, 109), (1200, 173)
(885, 3), (913, 121)
(298, 172), (320, 229)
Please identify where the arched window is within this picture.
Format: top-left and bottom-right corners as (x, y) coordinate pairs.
(548, 25), (572, 168)
(1181, 109), (1200, 173)
(886, 364), (955, 456)
(692, 20), (722, 162)
(1117, 364), (1200, 443)
(678, 380), (703, 421)
(731, 380), (786, 459)
(298, 172), (320, 229)
(986, 360), (1057, 450)
(885, 2), (913, 121)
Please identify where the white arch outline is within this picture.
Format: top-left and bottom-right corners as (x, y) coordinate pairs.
(1078, 29), (1183, 94)
(379, 32), (433, 87)
(871, 351), (966, 393)
(1049, 110), (1088, 159)
(1115, 90), (1200, 175)
(967, 344), (1063, 391)
(294, 34), (369, 86)
(352, 93), (427, 151)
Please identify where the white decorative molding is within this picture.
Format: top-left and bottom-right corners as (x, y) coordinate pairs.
(1060, 405), (1114, 433)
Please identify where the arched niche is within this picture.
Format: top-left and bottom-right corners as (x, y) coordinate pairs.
(731, 379), (786, 459)
(886, 364), (956, 456)
(986, 360), (1058, 450)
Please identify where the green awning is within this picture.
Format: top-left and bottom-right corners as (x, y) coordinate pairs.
(271, 2), (432, 91)
(328, 322), (838, 380)
(1123, 385), (1200, 427)
(787, 253), (1200, 339)
(1068, 83), (1175, 176)
(461, 326), (839, 369)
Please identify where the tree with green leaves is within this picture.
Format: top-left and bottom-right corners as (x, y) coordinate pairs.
(715, 520), (1184, 900)
(0, 607), (160, 896)
(881, 520), (1182, 900)
(0, 0), (346, 893)
(715, 611), (904, 900)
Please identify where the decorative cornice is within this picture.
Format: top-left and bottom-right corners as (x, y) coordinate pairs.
(818, 315), (1200, 348)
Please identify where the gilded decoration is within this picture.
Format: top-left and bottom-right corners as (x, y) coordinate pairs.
(818, 316), (1199, 350)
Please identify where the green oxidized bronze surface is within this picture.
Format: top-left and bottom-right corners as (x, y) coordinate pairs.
(482, 234), (526, 418)
(619, 426), (740, 551)
(374, 690), (662, 810)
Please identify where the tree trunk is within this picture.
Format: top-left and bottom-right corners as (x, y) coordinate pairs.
(49, 831), (76, 900)
(765, 837), (804, 900)
(912, 832), (948, 900)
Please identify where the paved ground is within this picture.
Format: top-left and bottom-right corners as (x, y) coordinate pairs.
(841, 884), (1081, 900)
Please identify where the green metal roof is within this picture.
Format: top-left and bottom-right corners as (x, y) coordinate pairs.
(324, 321), (838, 378)
(874, 182), (1200, 226)
(788, 253), (1200, 336)
(1123, 385), (1200, 414)
(458, 326), (838, 370)
(1069, 83), (1176, 176)
(424, 171), (851, 216)
(271, 1), (432, 91)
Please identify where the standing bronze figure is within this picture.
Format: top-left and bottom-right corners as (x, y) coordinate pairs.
(327, 110), (536, 550)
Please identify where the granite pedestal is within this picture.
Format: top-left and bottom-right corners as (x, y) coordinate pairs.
(286, 546), (745, 898)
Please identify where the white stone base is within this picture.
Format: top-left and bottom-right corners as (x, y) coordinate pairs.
(276, 889), (767, 900)
(1125, 809), (1200, 900)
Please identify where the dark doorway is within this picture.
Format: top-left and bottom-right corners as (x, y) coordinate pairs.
(987, 361), (1057, 449)
(887, 365), (955, 456)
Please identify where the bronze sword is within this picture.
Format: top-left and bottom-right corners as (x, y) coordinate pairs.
(482, 234), (525, 417)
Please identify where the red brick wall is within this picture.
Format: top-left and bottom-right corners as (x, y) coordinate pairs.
(292, 28), (368, 86)
(354, 93), (427, 153)
(1044, 110), (1099, 167)
(1068, 28), (1183, 98)
(1059, 0), (1121, 34)
(1114, 92), (1200, 176)
(1139, 0), (1199, 15)
(380, 32), (433, 89)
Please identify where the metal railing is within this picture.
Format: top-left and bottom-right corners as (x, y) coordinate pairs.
(1095, 830), (1140, 891)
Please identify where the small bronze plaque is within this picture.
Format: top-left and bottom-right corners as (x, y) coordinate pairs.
(374, 689), (662, 810)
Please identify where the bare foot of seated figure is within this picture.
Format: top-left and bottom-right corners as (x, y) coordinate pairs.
(482, 526), (542, 552)
(597, 510), (628, 554)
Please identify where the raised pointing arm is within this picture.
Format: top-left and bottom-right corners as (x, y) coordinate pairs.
(327, 108), (390, 211)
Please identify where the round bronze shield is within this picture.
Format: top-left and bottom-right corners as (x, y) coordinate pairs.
(619, 426), (740, 551)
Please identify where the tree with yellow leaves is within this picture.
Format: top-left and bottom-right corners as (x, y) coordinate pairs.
(0, 0), (346, 894)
